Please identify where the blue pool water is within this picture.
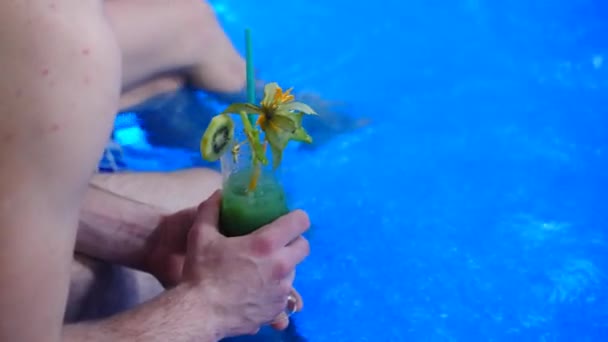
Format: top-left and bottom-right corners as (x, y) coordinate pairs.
(108, 0), (608, 340)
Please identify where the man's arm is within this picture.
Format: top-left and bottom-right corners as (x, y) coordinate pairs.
(76, 169), (221, 271)
(76, 181), (166, 270)
(0, 4), (224, 340)
(0, 2), (122, 341)
(63, 284), (222, 342)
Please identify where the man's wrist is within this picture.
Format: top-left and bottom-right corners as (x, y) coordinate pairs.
(178, 283), (229, 340)
(64, 284), (226, 342)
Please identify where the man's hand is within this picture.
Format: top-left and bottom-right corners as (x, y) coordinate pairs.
(141, 194), (307, 332)
(181, 191), (311, 337)
(141, 207), (195, 288)
(82, 169), (308, 330)
(67, 189), (309, 341)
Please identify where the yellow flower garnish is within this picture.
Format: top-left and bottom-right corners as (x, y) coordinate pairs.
(216, 82), (317, 168)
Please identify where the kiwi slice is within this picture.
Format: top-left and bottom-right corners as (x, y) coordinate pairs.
(200, 115), (234, 161)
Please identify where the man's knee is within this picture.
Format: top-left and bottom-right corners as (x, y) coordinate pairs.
(65, 254), (163, 323)
(164, 168), (223, 209)
(65, 254), (137, 323)
(65, 254), (99, 322)
(90, 168), (222, 211)
(169, 168), (222, 194)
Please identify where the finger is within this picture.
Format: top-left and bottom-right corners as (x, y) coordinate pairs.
(270, 287), (302, 331)
(195, 189), (222, 228)
(276, 236), (310, 271)
(160, 207), (197, 252)
(187, 190), (223, 250)
(284, 270), (296, 286)
(252, 210), (310, 254)
(270, 312), (290, 331)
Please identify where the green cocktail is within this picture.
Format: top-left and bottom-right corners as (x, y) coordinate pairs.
(219, 168), (289, 237)
(198, 30), (316, 237)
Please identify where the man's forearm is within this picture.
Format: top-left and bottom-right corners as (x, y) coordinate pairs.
(76, 181), (167, 270)
(63, 285), (223, 342)
(77, 169), (221, 269)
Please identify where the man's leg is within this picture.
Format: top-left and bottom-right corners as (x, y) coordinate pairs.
(90, 168), (223, 212)
(65, 254), (162, 323)
(104, 0), (245, 93)
(65, 168), (222, 322)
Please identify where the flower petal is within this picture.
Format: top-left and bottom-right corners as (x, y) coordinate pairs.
(265, 125), (291, 149)
(264, 123), (291, 169)
(291, 127), (313, 144)
(269, 142), (284, 169)
(269, 114), (298, 132)
(280, 102), (317, 115)
(261, 82), (280, 108)
(220, 103), (263, 116)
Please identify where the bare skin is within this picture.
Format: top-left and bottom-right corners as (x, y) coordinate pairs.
(0, 2), (122, 340)
(68, 168), (224, 324)
(72, 0), (302, 331)
(74, 171), (303, 330)
(89, 168), (223, 213)
(105, 0), (246, 94)
(0, 1), (309, 341)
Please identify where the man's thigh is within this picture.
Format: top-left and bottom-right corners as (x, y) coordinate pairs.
(65, 254), (163, 323)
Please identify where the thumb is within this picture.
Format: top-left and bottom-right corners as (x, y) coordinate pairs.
(187, 190), (223, 250)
